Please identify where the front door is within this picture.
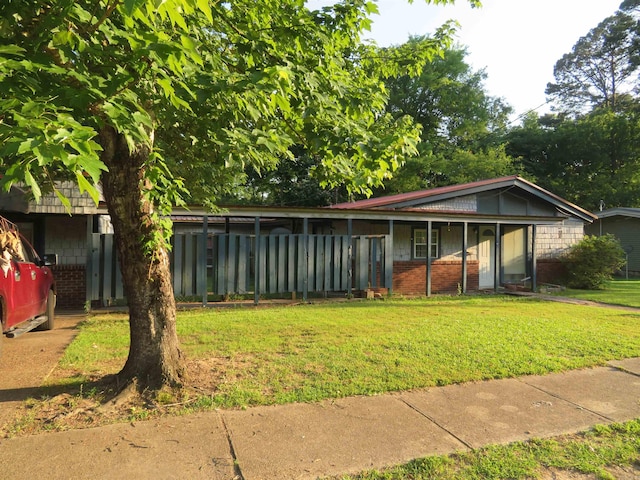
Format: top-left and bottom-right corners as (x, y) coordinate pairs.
(478, 226), (495, 289)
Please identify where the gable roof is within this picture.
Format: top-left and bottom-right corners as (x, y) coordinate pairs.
(330, 175), (596, 223)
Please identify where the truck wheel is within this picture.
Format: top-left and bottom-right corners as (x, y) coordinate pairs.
(37, 290), (56, 331)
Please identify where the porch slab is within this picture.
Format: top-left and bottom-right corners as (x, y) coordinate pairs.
(400, 377), (606, 449)
(222, 395), (466, 480)
(522, 366), (640, 422)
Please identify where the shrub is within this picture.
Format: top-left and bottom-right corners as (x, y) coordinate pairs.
(562, 234), (626, 289)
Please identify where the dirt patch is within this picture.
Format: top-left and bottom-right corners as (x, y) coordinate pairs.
(0, 354), (237, 436)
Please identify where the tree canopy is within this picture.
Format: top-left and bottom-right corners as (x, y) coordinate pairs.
(545, 9), (640, 115)
(0, 0), (480, 389)
(509, 4), (640, 210)
(378, 40), (515, 194)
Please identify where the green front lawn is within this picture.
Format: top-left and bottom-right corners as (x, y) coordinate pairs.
(558, 278), (640, 308)
(60, 295), (640, 409)
(36, 294), (640, 479)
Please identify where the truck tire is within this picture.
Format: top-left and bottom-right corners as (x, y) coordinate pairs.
(37, 290), (56, 331)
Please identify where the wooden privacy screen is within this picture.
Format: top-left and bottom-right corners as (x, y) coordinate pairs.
(88, 232), (391, 305)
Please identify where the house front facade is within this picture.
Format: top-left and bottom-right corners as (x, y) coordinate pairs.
(0, 176), (595, 307)
(325, 175), (594, 294)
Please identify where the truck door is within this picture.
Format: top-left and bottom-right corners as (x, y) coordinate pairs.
(6, 258), (35, 325)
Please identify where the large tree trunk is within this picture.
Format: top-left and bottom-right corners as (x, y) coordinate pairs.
(99, 126), (186, 389)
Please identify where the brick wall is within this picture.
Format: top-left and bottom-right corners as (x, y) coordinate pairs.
(51, 265), (86, 309)
(393, 260), (479, 295)
(537, 259), (567, 285)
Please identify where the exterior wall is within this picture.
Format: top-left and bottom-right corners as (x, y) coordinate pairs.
(52, 265), (86, 309)
(45, 216), (88, 265)
(394, 224), (412, 261)
(45, 216), (88, 308)
(393, 260), (479, 295)
(415, 195), (477, 212)
(394, 223), (478, 262)
(28, 181), (98, 215)
(536, 259), (567, 285)
(533, 221), (586, 286)
(586, 217), (640, 274)
(439, 226), (479, 260)
(535, 221), (584, 259)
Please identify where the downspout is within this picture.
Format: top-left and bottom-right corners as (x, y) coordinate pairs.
(85, 214), (94, 310)
(347, 218), (353, 298)
(303, 217), (309, 302)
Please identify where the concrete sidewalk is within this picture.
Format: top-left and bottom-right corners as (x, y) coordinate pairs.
(1, 359), (640, 480)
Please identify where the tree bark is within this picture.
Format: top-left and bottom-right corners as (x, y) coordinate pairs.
(99, 126), (186, 389)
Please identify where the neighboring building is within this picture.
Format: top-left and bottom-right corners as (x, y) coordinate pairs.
(0, 175), (596, 307)
(586, 208), (640, 276)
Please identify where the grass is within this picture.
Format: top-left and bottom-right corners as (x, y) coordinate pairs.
(58, 295), (640, 408)
(558, 278), (640, 308)
(30, 293), (640, 478)
(336, 420), (640, 480)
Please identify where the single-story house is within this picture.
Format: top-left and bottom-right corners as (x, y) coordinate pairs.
(0, 176), (596, 307)
(585, 208), (640, 276)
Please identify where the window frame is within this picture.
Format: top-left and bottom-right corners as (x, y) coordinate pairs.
(412, 227), (439, 259)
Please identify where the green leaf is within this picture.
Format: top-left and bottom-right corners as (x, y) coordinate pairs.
(24, 169), (42, 203)
(123, 0), (145, 16)
(196, 0), (213, 22)
(0, 45), (25, 56)
(54, 188), (72, 213)
(75, 171), (100, 205)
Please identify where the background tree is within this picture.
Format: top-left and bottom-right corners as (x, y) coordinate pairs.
(507, 107), (640, 210)
(509, 5), (640, 211)
(0, 0), (478, 392)
(228, 150), (348, 207)
(546, 10), (640, 115)
(377, 41), (515, 194)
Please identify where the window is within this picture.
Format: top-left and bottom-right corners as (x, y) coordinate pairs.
(413, 228), (439, 259)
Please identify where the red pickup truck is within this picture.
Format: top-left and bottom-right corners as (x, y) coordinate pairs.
(0, 216), (56, 355)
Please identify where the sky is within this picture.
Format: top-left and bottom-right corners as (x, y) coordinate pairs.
(363, 0), (623, 123)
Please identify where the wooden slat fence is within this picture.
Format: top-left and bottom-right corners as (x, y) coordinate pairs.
(89, 232), (391, 305)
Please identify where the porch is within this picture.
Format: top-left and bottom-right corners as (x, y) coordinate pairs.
(87, 211), (556, 307)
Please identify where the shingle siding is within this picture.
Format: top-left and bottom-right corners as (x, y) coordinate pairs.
(414, 194), (477, 212)
(535, 221), (584, 259)
(28, 181), (99, 215)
